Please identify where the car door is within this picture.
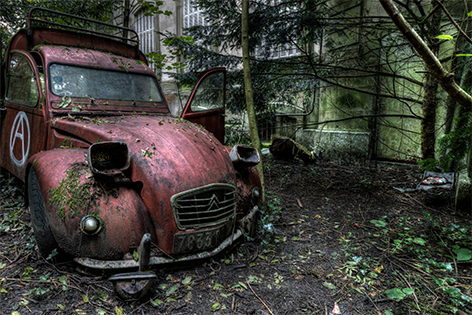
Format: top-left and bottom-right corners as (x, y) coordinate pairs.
(181, 68), (226, 144)
(0, 51), (46, 180)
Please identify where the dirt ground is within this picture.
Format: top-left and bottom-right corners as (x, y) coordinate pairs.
(0, 156), (471, 315)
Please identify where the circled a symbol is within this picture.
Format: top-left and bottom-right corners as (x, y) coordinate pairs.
(9, 111), (30, 167)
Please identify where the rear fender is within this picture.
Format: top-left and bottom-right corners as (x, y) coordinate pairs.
(27, 149), (155, 260)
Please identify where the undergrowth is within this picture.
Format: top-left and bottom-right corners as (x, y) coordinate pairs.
(336, 210), (472, 315)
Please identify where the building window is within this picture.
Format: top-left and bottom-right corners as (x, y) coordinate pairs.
(184, 0), (206, 30)
(135, 10), (155, 71)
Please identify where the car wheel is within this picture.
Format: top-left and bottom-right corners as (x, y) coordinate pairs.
(28, 168), (59, 258)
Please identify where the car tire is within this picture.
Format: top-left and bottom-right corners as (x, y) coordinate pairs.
(28, 168), (59, 258)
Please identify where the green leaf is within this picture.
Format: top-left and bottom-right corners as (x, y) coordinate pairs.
(402, 288), (414, 295)
(323, 282), (336, 290)
(456, 54), (472, 57)
(115, 306), (124, 315)
(412, 238), (426, 246)
(182, 276), (192, 285)
(385, 288), (405, 300)
(96, 309), (106, 315)
(435, 35), (453, 40)
(166, 284), (178, 297)
(150, 298), (164, 306)
(211, 302), (221, 311)
(83, 295), (89, 303)
(452, 247), (472, 261)
(213, 283), (224, 291)
(370, 220), (387, 227)
(384, 311), (394, 315)
(231, 282), (247, 290)
(58, 95), (72, 108)
(59, 275), (67, 285)
(468, 11), (472, 16)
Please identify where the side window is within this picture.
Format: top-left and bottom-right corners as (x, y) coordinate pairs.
(6, 54), (39, 107)
(190, 72), (224, 112)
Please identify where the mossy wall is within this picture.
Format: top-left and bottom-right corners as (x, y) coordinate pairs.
(297, 0), (453, 163)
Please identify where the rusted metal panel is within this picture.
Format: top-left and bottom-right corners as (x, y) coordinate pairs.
(37, 45), (150, 74)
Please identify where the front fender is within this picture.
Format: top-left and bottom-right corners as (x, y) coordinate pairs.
(236, 166), (262, 215)
(28, 149), (155, 260)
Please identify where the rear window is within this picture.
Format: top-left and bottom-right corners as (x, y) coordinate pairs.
(49, 64), (164, 103)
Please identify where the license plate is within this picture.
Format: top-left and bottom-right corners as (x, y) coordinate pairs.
(173, 221), (233, 255)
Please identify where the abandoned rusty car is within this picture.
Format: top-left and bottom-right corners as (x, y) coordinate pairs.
(0, 8), (261, 298)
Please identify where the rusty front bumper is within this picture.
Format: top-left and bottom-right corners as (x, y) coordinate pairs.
(74, 205), (259, 270)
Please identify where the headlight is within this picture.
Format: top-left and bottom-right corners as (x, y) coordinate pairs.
(230, 144), (260, 168)
(80, 215), (102, 235)
(87, 141), (129, 176)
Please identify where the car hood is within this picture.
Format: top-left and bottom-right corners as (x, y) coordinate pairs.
(52, 115), (235, 190)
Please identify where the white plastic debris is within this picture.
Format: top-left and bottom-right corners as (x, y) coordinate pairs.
(263, 223), (274, 233)
(332, 302), (341, 314)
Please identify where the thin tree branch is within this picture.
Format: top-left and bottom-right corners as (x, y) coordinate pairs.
(435, 0), (472, 46)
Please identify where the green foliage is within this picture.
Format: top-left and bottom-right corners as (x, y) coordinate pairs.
(256, 191), (282, 246)
(384, 287), (414, 300)
(48, 166), (94, 220)
(133, 0), (172, 17)
(370, 217), (388, 227)
(367, 212), (472, 313)
(452, 247), (472, 261)
(417, 158), (438, 172)
(225, 117), (252, 147)
(163, 0), (326, 114)
(435, 35), (453, 40)
(438, 111), (472, 172)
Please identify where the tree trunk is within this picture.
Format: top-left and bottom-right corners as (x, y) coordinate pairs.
(368, 39), (382, 162)
(122, 0), (130, 42)
(380, 0), (472, 111)
(421, 73), (438, 159)
(453, 68), (472, 172)
(420, 3), (441, 160)
(242, 0), (265, 203)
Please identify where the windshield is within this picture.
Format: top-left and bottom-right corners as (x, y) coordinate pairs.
(49, 64), (164, 102)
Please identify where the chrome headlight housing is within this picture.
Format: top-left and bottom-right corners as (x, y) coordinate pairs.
(80, 215), (103, 235)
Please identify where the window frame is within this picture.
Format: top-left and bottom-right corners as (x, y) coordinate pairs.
(5, 52), (41, 107)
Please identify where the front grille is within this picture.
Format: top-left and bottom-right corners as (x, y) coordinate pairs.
(171, 183), (237, 230)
